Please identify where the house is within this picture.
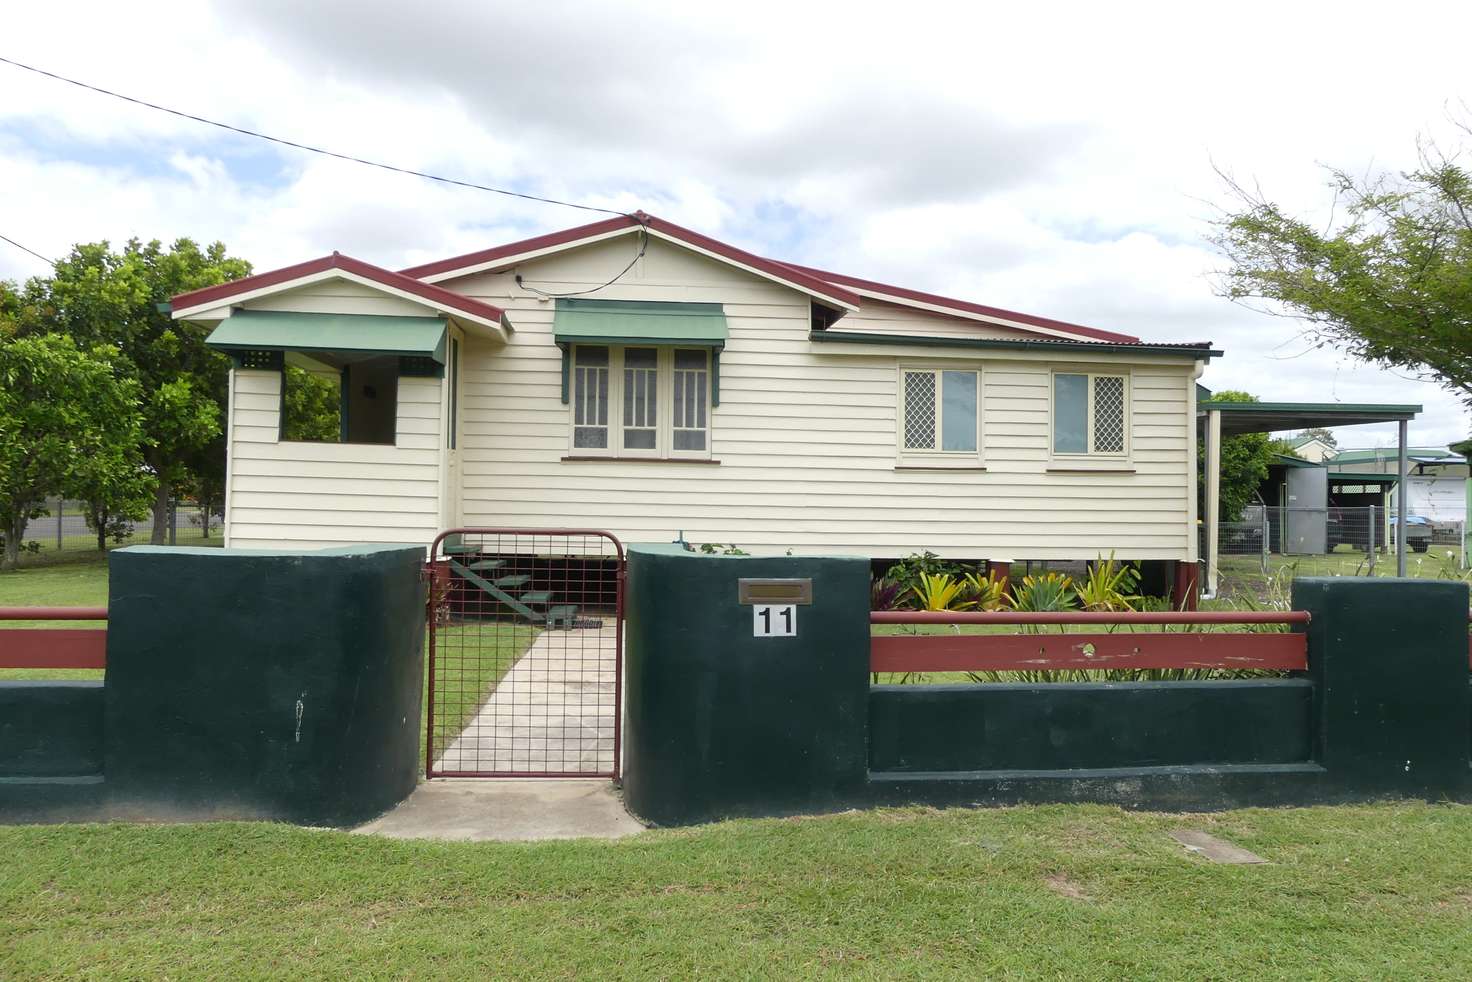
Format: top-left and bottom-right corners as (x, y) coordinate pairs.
(170, 211), (1220, 594)
(1287, 433), (1336, 463)
(1328, 447), (1469, 526)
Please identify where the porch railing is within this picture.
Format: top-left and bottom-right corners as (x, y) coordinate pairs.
(870, 610), (1311, 673)
(0, 607), (109, 670)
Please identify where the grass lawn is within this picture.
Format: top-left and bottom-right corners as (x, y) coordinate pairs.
(0, 802), (1469, 978)
(1218, 546), (1467, 603)
(426, 620), (539, 764)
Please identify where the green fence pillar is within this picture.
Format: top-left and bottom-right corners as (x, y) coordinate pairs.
(622, 545), (870, 825)
(1293, 576), (1471, 799)
(103, 545), (426, 826)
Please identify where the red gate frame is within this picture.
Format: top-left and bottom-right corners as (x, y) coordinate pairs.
(425, 528), (626, 781)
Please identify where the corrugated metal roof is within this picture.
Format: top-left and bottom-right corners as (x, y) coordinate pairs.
(553, 299), (729, 346)
(207, 309), (448, 362)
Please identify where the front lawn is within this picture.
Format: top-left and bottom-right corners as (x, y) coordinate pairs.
(1, 802), (1469, 977)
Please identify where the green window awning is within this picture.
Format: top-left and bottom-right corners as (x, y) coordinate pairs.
(206, 309), (448, 363)
(552, 298), (728, 348)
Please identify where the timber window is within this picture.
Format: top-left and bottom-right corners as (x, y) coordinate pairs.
(570, 344), (712, 458)
(899, 368), (980, 456)
(1052, 371), (1128, 456)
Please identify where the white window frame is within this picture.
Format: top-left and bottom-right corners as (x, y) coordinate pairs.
(896, 364), (983, 464)
(568, 344), (713, 460)
(1049, 369), (1131, 460)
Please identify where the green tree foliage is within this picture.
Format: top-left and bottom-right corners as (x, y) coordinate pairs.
(1212, 140), (1472, 414)
(1201, 390), (1295, 522)
(1297, 426), (1338, 449)
(281, 366), (343, 442)
(0, 334), (146, 570)
(19, 239), (252, 542)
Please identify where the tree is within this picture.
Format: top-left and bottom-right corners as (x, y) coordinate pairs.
(0, 334), (146, 570)
(1297, 426), (1338, 449)
(21, 239), (252, 542)
(1201, 390), (1293, 522)
(281, 365), (343, 442)
(1212, 136), (1472, 414)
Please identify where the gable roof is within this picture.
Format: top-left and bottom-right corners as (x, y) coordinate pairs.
(170, 252), (510, 334)
(399, 211), (1150, 345)
(400, 212), (864, 311)
(1289, 434), (1332, 449)
(774, 261), (1140, 343)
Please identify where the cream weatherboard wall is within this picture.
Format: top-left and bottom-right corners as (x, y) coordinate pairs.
(432, 235), (1201, 561)
(224, 369), (444, 549)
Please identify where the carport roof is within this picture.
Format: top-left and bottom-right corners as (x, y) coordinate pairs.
(1199, 400), (1421, 437)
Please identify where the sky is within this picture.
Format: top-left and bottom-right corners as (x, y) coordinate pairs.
(2, 0), (1470, 449)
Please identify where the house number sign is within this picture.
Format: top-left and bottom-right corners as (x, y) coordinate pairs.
(738, 578), (811, 639)
(752, 604), (797, 637)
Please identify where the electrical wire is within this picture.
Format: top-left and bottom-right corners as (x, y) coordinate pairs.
(516, 224), (649, 299)
(0, 231), (54, 265)
(0, 54), (630, 218)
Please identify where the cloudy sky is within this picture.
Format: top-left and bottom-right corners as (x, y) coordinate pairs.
(3, 0), (1469, 447)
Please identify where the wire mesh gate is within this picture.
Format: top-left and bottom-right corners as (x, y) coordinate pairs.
(425, 528), (625, 779)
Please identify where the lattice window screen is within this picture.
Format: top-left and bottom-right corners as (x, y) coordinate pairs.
(1092, 375), (1126, 453)
(903, 371), (936, 449)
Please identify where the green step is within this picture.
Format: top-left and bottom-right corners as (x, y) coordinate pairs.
(518, 590), (553, 605)
(465, 559), (505, 571)
(545, 604), (580, 628)
(442, 542), (477, 555)
(492, 574), (531, 589)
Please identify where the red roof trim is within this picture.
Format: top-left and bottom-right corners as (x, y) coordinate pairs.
(778, 261), (1140, 343)
(398, 215), (637, 280)
(399, 211), (1141, 344)
(398, 211), (863, 308)
(171, 253), (507, 323)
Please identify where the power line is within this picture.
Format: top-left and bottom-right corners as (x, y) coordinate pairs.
(0, 54), (630, 218)
(0, 231), (53, 265)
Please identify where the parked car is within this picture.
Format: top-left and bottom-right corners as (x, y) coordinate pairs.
(1389, 515), (1433, 553)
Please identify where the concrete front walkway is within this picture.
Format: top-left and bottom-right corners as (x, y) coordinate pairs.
(437, 623), (618, 775)
(355, 779), (643, 842)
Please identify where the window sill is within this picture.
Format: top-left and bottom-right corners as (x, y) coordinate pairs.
(1045, 463), (1136, 474)
(561, 455), (720, 465)
(894, 463), (987, 472)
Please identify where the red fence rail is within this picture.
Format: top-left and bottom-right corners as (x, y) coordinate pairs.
(871, 609), (1310, 674)
(0, 606), (108, 670)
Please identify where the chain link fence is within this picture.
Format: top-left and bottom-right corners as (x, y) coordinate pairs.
(1216, 505), (1467, 599)
(19, 498), (223, 555)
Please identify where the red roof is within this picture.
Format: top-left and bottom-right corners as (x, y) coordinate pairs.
(775, 261), (1140, 344)
(400, 211), (865, 309)
(171, 253), (507, 324)
(401, 211), (1144, 344)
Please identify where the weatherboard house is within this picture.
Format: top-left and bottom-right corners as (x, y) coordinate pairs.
(170, 212), (1411, 598)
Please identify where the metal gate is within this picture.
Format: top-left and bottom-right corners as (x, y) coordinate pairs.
(425, 528), (624, 779)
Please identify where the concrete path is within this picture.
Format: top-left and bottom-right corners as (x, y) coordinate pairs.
(355, 779), (643, 842)
(437, 623), (618, 775)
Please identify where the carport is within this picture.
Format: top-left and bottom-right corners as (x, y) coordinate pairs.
(1199, 399), (1421, 595)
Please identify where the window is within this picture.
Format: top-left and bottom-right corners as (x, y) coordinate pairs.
(280, 354), (400, 446)
(672, 349), (709, 452)
(900, 368), (979, 455)
(1053, 372), (1128, 456)
(570, 345), (712, 458)
(573, 345), (610, 449)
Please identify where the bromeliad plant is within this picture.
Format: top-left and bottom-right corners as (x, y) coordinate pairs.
(1007, 571), (1077, 612)
(962, 570), (1009, 611)
(1076, 552), (1142, 614)
(911, 572), (973, 611)
(870, 576), (905, 611)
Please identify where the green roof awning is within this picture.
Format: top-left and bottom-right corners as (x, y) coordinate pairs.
(207, 309), (448, 363)
(1199, 400), (1421, 437)
(552, 299), (728, 348)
